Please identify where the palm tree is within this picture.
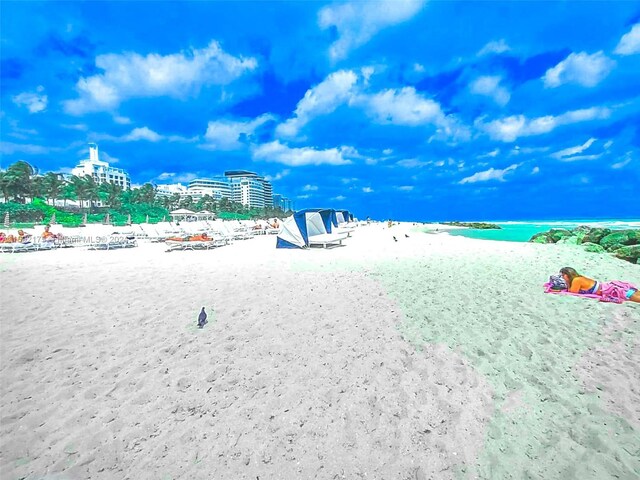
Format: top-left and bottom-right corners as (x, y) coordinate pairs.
(5, 161), (35, 203)
(83, 175), (100, 212)
(42, 172), (65, 206)
(99, 182), (123, 209)
(60, 183), (76, 207)
(69, 175), (89, 209)
(0, 171), (11, 202)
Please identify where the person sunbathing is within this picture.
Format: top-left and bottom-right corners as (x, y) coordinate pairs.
(16, 229), (32, 243)
(42, 224), (62, 241)
(560, 267), (639, 303)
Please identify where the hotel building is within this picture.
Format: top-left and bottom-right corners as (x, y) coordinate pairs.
(71, 143), (131, 189)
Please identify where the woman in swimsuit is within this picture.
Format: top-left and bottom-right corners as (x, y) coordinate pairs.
(560, 267), (640, 303)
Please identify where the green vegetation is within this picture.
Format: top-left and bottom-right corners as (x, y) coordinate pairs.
(0, 160), (290, 227)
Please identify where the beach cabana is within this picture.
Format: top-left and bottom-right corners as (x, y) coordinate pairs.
(170, 208), (196, 222)
(276, 209), (347, 249)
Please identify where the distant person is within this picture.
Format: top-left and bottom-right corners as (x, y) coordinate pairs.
(42, 224), (62, 241)
(17, 229), (31, 243)
(560, 267), (639, 303)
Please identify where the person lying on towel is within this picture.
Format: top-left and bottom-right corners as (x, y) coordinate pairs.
(557, 266), (639, 303)
(166, 233), (210, 242)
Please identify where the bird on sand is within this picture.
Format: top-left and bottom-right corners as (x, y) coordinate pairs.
(393, 236), (398, 242)
(198, 307), (207, 328)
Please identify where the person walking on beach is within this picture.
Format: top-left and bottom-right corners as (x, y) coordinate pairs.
(560, 267), (640, 303)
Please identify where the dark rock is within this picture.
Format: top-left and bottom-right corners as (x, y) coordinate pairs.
(612, 245), (640, 263)
(582, 228), (611, 244)
(582, 242), (606, 253)
(599, 230), (640, 251)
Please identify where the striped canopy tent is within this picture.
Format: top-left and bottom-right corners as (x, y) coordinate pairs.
(170, 208), (196, 222)
(3, 212), (9, 227)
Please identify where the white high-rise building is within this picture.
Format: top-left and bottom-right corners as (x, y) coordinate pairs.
(224, 170), (273, 209)
(71, 143), (131, 189)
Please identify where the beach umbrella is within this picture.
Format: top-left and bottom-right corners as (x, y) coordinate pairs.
(3, 212), (9, 227)
(82, 212), (88, 225)
(127, 213), (132, 225)
(104, 213), (110, 224)
(162, 215), (166, 222)
(50, 212), (56, 224)
(145, 214), (150, 223)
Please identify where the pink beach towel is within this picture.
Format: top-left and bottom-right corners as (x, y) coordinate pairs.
(544, 281), (637, 304)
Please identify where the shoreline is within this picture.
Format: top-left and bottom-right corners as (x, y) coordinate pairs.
(1, 224), (638, 479)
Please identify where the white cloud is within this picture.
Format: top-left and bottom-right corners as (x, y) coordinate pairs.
(397, 158), (430, 168)
(276, 70), (358, 138)
(611, 153), (632, 169)
(332, 195), (347, 201)
(604, 140), (613, 149)
(124, 127), (163, 142)
(397, 185), (414, 191)
(114, 116), (132, 125)
(551, 138), (597, 159)
(61, 123), (89, 131)
(459, 163), (520, 184)
(0, 142), (53, 155)
(204, 114), (275, 150)
(382, 148), (393, 155)
(302, 184), (318, 191)
(12, 86), (48, 113)
(156, 172), (197, 183)
(318, 0), (425, 60)
(614, 23), (640, 55)
(478, 148), (500, 158)
(64, 41), (257, 114)
(478, 39), (511, 56)
(531, 166), (540, 174)
(264, 169), (290, 182)
(469, 76), (510, 106)
(362, 187), (373, 193)
(252, 140), (354, 166)
(543, 51), (615, 88)
(297, 194), (311, 199)
(363, 86), (445, 126)
(477, 107), (611, 142)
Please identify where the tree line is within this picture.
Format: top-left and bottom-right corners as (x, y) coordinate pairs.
(0, 160), (290, 219)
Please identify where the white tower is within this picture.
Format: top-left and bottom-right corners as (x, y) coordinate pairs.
(89, 143), (99, 162)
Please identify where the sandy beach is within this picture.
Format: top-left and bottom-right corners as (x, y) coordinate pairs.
(1, 223), (638, 479)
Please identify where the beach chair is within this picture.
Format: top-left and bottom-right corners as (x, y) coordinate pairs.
(0, 242), (39, 253)
(307, 232), (349, 249)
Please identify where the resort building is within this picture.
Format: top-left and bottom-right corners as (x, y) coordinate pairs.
(187, 177), (232, 202)
(71, 143), (131, 189)
(272, 194), (293, 212)
(224, 170), (273, 209)
(155, 183), (189, 197)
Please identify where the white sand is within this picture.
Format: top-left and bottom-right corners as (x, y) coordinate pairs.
(1, 223), (638, 479)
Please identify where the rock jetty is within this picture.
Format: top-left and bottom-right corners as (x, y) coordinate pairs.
(529, 226), (640, 264)
(443, 222), (501, 230)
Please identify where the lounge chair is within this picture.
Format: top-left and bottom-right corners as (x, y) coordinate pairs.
(307, 232), (349, 249)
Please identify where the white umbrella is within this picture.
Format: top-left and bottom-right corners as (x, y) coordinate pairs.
(104, 213), (110, 224)
(127, 214), (132, 225)
(82, 212), (88, 225)
(145, 214), (150, 223)
(3, 212), (9, 227)
(50, 212), (56, 224)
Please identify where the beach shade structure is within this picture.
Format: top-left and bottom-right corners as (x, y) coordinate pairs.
(127, 214), (132, 225)
(3, 212), (9, 227)
(146, 214), (150, 223)
(276, 208), (339, 248)
(170, 208), (196, 222)
(104, 213), (110, 225)
(50, 212), (56, 224)
(82, 212), (88, 225)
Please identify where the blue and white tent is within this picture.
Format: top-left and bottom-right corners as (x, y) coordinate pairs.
(335, 210), (352, 225)
(276, 208), (338, 249)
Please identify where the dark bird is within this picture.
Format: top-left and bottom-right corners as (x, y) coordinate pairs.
(198, 307), (207, 328)
(405, 234), (410, 238)
(393, 236), (398, 242)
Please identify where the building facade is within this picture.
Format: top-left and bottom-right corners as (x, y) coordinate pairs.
(224, 170), (273, 209)
(272, 194), (293, 212)
(187, 177), (232, 202)
(71, 143), (131, 189)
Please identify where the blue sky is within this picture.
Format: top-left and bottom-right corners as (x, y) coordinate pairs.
(1, 1), (639, 221)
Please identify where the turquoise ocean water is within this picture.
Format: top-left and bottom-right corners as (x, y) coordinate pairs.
(445, 219), (640, 243)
